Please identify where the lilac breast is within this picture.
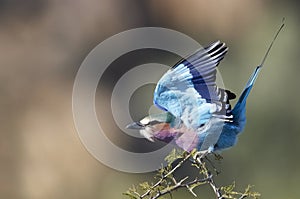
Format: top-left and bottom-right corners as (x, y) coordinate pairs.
(154, 129), (200, 152)
(153, 130), (179, 143)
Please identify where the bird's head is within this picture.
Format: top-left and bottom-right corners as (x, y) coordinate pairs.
(126, 112), (179, 142)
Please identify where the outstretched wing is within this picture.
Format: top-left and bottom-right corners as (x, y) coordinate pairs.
(153, 41), (236, 129)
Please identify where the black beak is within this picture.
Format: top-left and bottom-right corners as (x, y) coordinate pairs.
(126, 122), (144, 129)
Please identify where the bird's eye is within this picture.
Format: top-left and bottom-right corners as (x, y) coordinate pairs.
(136, 122), (145, 127)
(148, 120), (161, 126)
(199, 123), (205, 128)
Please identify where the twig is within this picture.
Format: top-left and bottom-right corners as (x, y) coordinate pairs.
(124, 149), (260, 199)
(139, 152), (193, 198)
(151, 177), (209, 199)
(193, 153), (223, 199)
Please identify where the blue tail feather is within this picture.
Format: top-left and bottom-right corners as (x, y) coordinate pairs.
(231, 20), (285, 130)
(231, 65), (262, 130)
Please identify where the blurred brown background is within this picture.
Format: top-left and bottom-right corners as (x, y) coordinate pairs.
(1, 0), (299, 198)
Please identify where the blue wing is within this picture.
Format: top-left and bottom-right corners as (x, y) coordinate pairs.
(153, 41), (235, 128)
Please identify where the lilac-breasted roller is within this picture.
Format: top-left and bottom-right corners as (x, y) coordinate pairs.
(127, 24), (284, 152)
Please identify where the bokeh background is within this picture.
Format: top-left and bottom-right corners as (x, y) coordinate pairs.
(1, 0), (299, 198)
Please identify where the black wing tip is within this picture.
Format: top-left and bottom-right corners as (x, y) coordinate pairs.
(225, 89), (236, 100)
(206, 41), (228, 66)
(206, 41), (228, 54)
(171, 40), (228, 69)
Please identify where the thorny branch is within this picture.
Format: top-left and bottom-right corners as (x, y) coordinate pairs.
(140, 151), (193, 198)
(124, 149), (260, 199)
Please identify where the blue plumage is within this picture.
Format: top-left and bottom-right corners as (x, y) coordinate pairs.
(127, 24), (283, 152)
(153, 41), (230, 130)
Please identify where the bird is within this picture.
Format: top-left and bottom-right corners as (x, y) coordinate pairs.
(126, 23), (284, 153)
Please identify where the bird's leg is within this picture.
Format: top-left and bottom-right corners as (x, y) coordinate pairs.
(192, 146), (222, 174)
(192, 146), (212, 160)
(192, 150), (209, 163)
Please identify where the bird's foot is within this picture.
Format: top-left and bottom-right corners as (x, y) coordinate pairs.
(192, 149), (211, 163)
